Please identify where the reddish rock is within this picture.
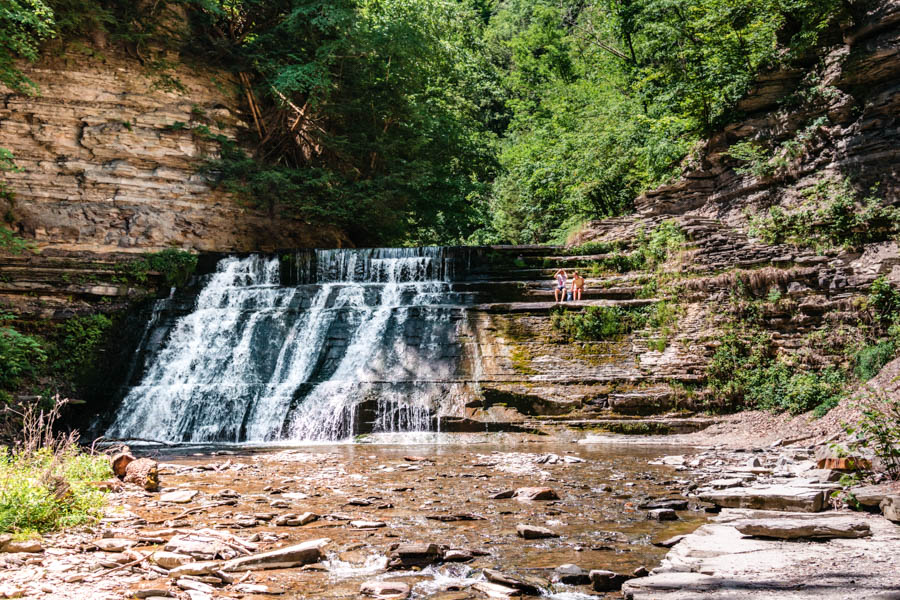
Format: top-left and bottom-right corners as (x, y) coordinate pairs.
(513, 487), (559, 501)
(123, 458), (160, 492)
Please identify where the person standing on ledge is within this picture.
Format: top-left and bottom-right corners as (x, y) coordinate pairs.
(554, 268), (567, 303)
(571, 270), (585, 301)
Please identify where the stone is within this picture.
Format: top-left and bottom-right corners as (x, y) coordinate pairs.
(880, 496), (900, 522)
(806, 469), (842, 482)
(816, 457), (871, 471)
(472, 582), (523, 598)
(639, 499), (689, 510)
(483, 569), (545, 595)
(699, 486), (827, 512)
(648, 508), (678, 521)
(348, 498), (372, 506)
(168, 562), (222, 577)
(221, 539), (328, 572)
(133, 589), (173, 599)
(151, 551), (192, 569)
(513, 487), (559, 501)
(351, 520), (387, 529)
(160, 490), (199, 503)
(852, 485), (889, 507)
(360, 581), (411, 599)
(708, 478), (744, 489)
(274, 512), (318, 526)
(589, 569), (630, 592)
(442, 549), (474, 562)
(110, 452), (136, 478)
(176, 579), (215, 594)
(516, 524), (558, 539)
(388, 543), (442, 568)
(0, 539), (42, 553)
(124, 458), (160, 492)
(653, 534), (687, 548)
(552, 564), (590, 585)
(93, 538), (137, 552)
(164, 536), (231, 560)
(490, 490), (515, 499)
(733, 518), (871, 539)
(233, 584), (285, 595)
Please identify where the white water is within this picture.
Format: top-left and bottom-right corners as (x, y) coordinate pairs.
(106, 248), (464, 443)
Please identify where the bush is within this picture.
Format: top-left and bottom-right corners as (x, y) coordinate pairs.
(868, 276), (900, 327)
(51, 314), (112, 383)
(0, 314), (46, 397)
(116, 249), (198, 287)
(551, 305), (648, 341)
(563, 240), (622, 256)
(845, 392), (900, 480)
(854, 340), (896, 381)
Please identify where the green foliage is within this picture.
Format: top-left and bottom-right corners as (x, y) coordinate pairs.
(0, 447), (111, 534)
(854, 340), (896, 382)
(868, 276), (900, 327)
(844, 392), (900, 480)
(50, 314), (111, 382)
(726, 141), (775, 178)
(116, 249), (198, 287)
(0, 314), (46, 397)
(563, 240), (622, 256)
(706, 328), (845, 414)
(0, 0), (55, 93)
(749, 179), (900, 250)
(552, 305), (648, 341)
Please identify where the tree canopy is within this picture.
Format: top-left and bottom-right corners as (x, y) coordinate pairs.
(0, 0), (846, 245)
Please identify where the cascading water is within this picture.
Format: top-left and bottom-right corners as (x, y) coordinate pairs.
(106, 248), (474, 443)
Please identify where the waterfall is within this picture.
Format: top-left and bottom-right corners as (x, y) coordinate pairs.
(106, 248), (467, 443)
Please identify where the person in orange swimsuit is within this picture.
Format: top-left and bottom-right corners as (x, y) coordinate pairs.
(571, 271), (585, 301)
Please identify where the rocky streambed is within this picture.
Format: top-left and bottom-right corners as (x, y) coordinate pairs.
(2, 435), (898, 600)
(0, 437), (708, 600)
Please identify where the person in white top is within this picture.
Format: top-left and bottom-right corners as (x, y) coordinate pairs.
(554, 269), (567, 303)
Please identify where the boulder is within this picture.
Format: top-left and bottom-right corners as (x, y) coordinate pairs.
(490, 490), (515, 499)
(648, 508), (678, 521)
(110, 452), (135, 478)
(388, 543), (442, 569)
(0, 538), (42, 553)
(516, 524), (558, 539)
(124, 458), (160, 492)
(222, 539), (328, 572)
(590, 569), (629, 592)
(733, 518), (871, 539)
(360, 581), (410, 599)
(442, 549), (474, 562)
(513, 487), (560, 501)
(552, 564), (591, 585)
(852, 485), (889, 507)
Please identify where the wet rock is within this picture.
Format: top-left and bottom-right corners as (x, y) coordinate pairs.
(404, 455), (429, 462)
(552, 564), (590, 585)
(653, 534), (687, 548)
(638, 499), (688, 510)
(360, 580), (411, 599)
(351, 520), (387, 529)
(633, 566), (650, 577)
(589, 569), (629, 592)
(133, 589), (173, 599)
(879, 496), (900, 523)
(699, 486), (827, 512)
(151, 551), (192, 569)
(164, 535), (232, 560)
(473, 582), (523, 598)
(168, 562), (222, 577)
(124, 458), (160, 492)
(215, 489), (240, 498)
(221, 538), (328, 572)
(160, 490), (199, 503)
(110, 452), (136, 478)
(708, 478), (744, 489)
(234, 583), (285, 595)
(516, 524), (558, 539)
(647, 508), (678, 521)
(733, 518), (871, 539)
(442, 549), (474, 562)
(348, 498), (372, 506)
(388, 543), (442, 569)
(0, 539), (42, 553)
(489, 490), (515, 499)
(426, 513), (485, 522)
(513, 487), (559, 501)
(483, 569), (545, 595)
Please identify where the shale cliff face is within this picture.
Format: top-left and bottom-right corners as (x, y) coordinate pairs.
(0, 48), (346, 254)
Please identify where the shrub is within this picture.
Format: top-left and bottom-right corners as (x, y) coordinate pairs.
(50, 314), (112, 383)
(116, 249), (198, 287)
(0, 314), (46, 396)
(854, 340), (896, 381)
(868, 276), (900, 327)
(844, 392), (900, 480)
(563, 240), (622, 256)
(551, 305), (648, 341)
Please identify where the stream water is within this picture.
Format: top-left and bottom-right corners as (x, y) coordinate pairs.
(138, 437), (705, 599)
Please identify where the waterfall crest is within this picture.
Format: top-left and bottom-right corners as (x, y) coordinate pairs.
(106, 248), (471, 443)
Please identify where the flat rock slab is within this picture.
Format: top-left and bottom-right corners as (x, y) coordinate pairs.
(622, 509), (900, 600)
(360, 580), (410, 599)
(513, 487), (559, 501)
(472, 582), (523, 598)
(516, 524), (558, 539)
(733, 518), (871, 539)
(160, 490), (199, 503)
(222, 539), (328, 572)
(699, 485), (826, 512)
